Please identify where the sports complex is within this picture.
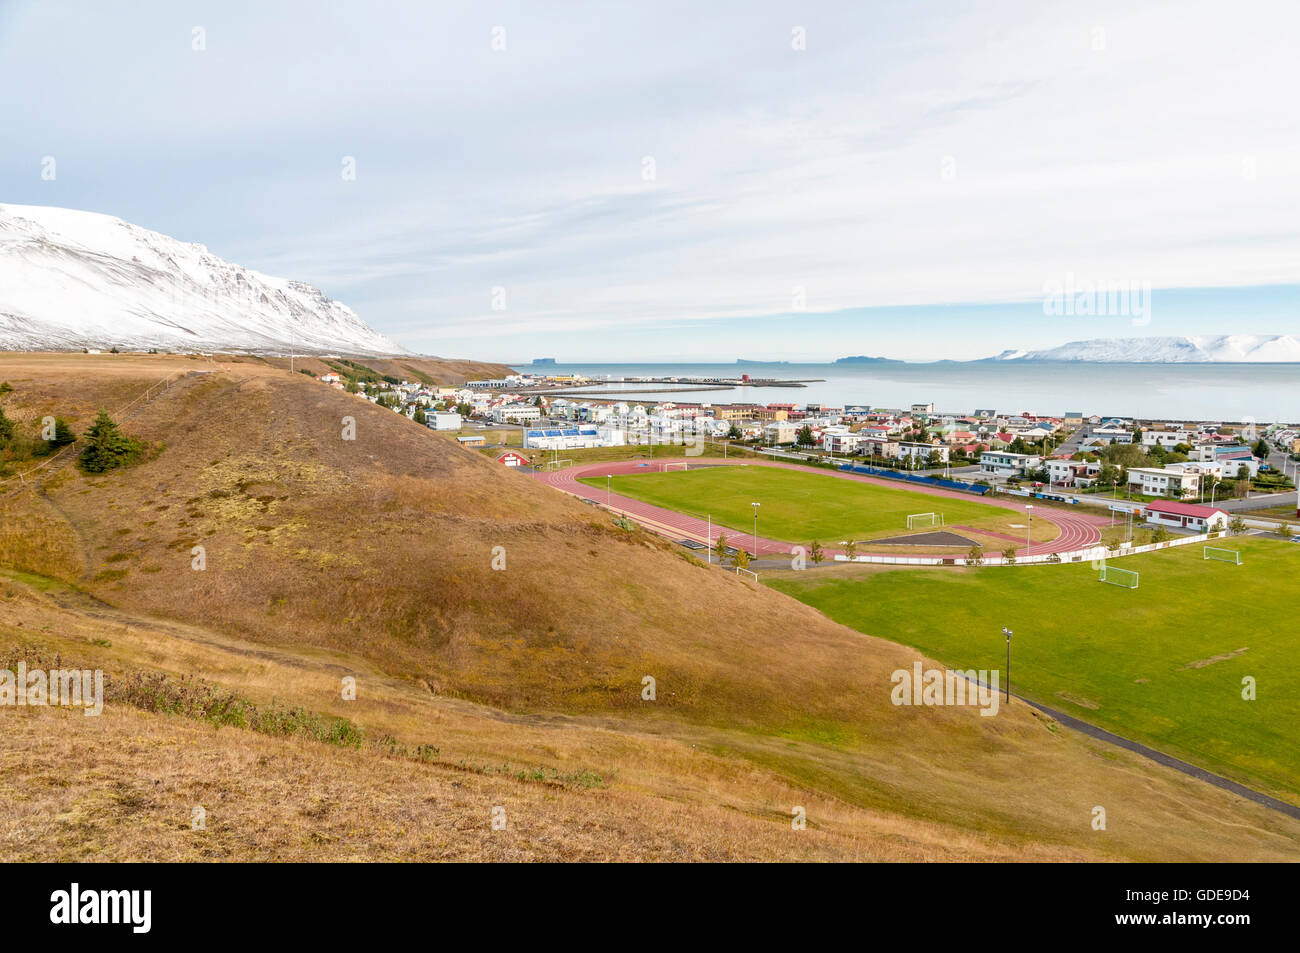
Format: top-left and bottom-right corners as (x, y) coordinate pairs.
(540, 457), (1108, 559)
(535, 456), (1300, 806)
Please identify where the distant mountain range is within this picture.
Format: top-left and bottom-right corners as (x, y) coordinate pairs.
(988, 335), (1300, 363)
(833, 354), (905, 365)
(0, 204), (404, 355)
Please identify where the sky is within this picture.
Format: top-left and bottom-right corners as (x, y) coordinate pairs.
(1, 0), (1298, 361)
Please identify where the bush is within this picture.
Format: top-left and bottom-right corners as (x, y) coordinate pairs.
(78, 410), (144, 473)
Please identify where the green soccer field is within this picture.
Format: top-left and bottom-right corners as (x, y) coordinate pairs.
(768, 536), (1300, 802)
(579, 465), (1054, 544)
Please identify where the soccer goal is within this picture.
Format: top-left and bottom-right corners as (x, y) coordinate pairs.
(1099, 565), (1140, 589)
(907, 513), (941, 529)
(1204, 546), (1242, 565)
(661, 462), (689, 472)
(542, 458), (574, 470)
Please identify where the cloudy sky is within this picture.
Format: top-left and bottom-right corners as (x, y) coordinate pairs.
(2, 0), (1297, 360)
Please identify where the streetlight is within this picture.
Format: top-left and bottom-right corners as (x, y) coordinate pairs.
(1025, 504), (1033, 555)
(606, 473), (612, 506)
(752, 502), (761, 560)
(1002, 627), (1013, 704)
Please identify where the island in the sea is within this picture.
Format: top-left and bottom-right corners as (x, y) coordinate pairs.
(834, 355), (904, 364)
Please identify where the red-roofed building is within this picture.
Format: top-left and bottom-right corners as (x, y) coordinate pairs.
(1143, 500), (1229, 532)
(497, 451), (529, 468)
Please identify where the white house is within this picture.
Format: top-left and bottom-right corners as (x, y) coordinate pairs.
(491, 405), (542, 425)
(979, 451), (1042, 478)
(428, 412), (462, 431)
(1127, 466), (1201, 499)
(1047, 459), (1100, 488)
(1143, 501), (1229, 533)
(821, 426), (862, 454)
(1142, 430), (1191, 448)
(898, 442), (949, 464)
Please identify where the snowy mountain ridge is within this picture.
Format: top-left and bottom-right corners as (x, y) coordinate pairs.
(990, 335), (1300, 363)
(0, 203), (405, 355)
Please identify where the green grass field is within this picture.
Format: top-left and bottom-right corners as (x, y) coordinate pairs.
(768, 536), (1300, 802)
(580, 464), (1054, 544)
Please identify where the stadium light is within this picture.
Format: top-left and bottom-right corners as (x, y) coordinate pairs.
(1025, 504), (1033, 555)
(752, 502), (760, 560)
(1002, 627), (1013, 704)
(606, 474), (612, 506)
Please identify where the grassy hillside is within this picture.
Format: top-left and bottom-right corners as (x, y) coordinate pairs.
(2, 352), (1299, 861)
(768, 537), (1300, 803)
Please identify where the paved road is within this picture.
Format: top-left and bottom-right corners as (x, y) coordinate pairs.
(955, 675), (1300, 822)
(533, 458), (1107, 558)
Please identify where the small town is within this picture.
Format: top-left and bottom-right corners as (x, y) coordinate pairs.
(313, 366), (1300, 531)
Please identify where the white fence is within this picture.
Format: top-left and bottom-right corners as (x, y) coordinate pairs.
(834, 530), (1222, 568)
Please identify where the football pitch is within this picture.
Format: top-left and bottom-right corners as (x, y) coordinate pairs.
(768, 536), (1300, 802)
(579, 465), (1055, 544)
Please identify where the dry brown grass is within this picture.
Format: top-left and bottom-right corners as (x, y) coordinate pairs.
(1, 352), (1299, 861)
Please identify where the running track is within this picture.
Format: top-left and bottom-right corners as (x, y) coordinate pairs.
(532, 458), (1107, 560)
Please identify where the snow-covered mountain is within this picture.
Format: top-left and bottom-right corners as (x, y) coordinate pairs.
(0, 204), (405, 355)
(991, 335), (1300, 363)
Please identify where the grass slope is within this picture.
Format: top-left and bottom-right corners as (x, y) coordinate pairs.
(768, 536), (1300, 802)
(2, 353), (1299, 860)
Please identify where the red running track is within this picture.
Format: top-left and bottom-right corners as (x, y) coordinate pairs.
(532, 458), (1107, 560)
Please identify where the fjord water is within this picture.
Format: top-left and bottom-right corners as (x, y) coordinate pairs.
(530, 362), (1300, 422)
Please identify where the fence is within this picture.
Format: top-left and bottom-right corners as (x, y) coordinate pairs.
(836, 463), (990, 495)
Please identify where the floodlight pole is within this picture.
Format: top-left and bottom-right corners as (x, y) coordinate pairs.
(606, 474), (612, 507)
(707, 514), (712, 564)
(752, 502), (760, 561)
(1002, 628), (1013, 704)
(1025, 504), (1033, 555)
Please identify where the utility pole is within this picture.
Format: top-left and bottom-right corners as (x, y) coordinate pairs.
(752, 502), (760, 561)
(1002, 628), (1013, 704)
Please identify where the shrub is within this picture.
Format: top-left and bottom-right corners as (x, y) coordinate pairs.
(78, 410), (144, 473)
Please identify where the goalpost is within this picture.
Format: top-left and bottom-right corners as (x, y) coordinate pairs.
(543, 458), (574, 470)
(1099, 565), (1140, 589)
(907, 513), (942, 529)
(1204, 546), (1242, 565)
(661, 462), (689, 472)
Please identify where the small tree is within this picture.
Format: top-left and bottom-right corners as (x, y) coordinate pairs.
(1277, 521), (1293, 539)
(713, 533), (729, 564)
(1002, 546), (1017, 565)
(809, 540), (825, 566)
(78, 410), (143, 473)
(795, 425), (814, 447)
(966, 545), (984, 567)
(727, 423), (743, 441)
(46, 417), (76, 451)
(0, 404), (13, 449)
(842, 539), (858, 561)
(1253, 438), (1271, 460)
(732, 547), (751, 570)
(1228, 515), (1247, 536)
(1152, 525), (1171, 543)
(413, 407), (427, 425)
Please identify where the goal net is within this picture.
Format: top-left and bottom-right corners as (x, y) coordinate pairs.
(907, 513), (940, 529)
(661, 462), (689, 472)
(1099, 565), (1139, 588)
(1204, 546), (1242, 565)
(542, 458), (574, 470)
